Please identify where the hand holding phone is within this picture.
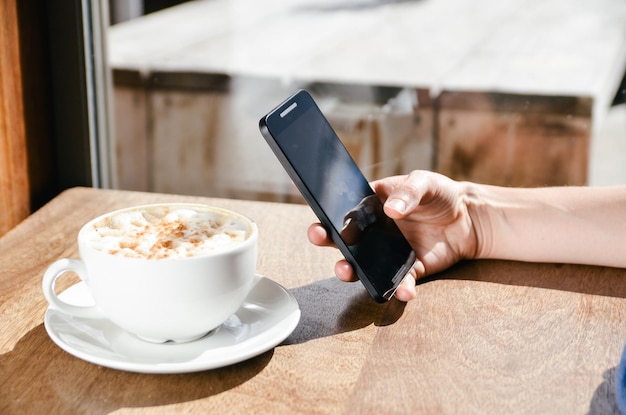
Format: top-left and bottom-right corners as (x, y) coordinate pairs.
(259, 90), (416, 302)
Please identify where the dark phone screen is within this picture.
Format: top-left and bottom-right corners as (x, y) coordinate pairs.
(264, 92), (414, 295)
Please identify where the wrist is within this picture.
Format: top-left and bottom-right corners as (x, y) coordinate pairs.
(459, 181), (496, 260)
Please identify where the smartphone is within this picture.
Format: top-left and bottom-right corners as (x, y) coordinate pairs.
(259, 89), (416, 302)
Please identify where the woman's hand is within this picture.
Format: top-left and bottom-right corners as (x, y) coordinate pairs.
(307, 170), (480, 302)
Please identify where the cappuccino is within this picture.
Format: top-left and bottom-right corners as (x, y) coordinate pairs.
(44, 203), (259, 343)
(85, 205), (250, 259)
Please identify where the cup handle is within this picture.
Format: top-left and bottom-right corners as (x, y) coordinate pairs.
(42, 258), (104, 319)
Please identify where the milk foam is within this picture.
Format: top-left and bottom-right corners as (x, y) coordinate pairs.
(86, 206), (249, 259)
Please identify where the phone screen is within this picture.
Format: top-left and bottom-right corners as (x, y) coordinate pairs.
(260, 90), (415, 302)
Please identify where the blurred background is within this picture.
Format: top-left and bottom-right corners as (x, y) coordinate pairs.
(105, 0), (626, 203)
(3, 0), (626, 235)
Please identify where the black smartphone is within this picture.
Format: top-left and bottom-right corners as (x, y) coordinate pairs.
(259, 89), (416, 302)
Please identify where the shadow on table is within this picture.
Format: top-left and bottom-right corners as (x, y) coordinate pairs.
(0, 324), (272, 414)
(287, 277), (406, 344)
(283, 259), (626, 346)
(421, 259), (626, 299)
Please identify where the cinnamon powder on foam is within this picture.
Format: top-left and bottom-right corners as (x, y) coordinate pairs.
(88, 207), (248, 259)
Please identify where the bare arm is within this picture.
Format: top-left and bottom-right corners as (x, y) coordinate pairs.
(468, 183), (626, 268)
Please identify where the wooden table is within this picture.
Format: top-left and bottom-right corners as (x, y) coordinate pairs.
(1, 187), (626, 414)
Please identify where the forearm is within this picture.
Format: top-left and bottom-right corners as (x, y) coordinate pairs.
(465, 183), (626, 268)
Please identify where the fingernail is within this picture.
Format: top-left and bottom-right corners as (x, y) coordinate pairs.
(386, 199), (406, 214)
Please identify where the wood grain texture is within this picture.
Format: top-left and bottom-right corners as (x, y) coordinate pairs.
(0, 0), (30, 236)
(1, 188), (625, 414)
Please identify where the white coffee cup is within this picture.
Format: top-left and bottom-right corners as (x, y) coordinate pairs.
(42, 203), (258, 343)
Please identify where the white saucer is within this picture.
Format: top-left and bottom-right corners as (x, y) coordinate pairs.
(43, 275), (300, 374)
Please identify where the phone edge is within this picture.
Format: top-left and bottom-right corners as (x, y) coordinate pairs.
(258, 92), (413, 302)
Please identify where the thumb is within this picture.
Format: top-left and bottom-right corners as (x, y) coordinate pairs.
(383, 185), (425, 220)
(384, 197), (408, 218)
(373, 171), (428, 219)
